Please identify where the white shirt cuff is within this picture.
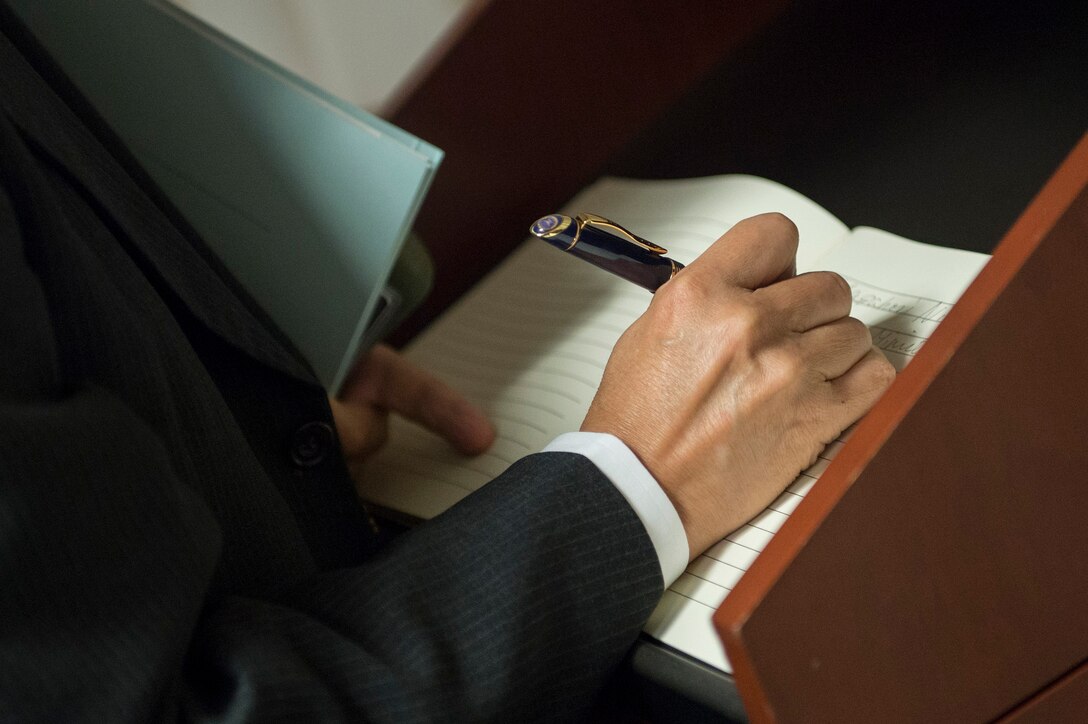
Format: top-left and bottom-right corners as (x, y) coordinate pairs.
(542, 432), (688, 586)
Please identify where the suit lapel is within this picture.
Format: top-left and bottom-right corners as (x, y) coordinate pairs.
(0, 25), (315, 385)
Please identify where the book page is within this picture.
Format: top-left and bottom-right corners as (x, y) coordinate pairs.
(358, 175), (849, 518)
(359, 175), (990, 673)
(643, 226), (990, 672)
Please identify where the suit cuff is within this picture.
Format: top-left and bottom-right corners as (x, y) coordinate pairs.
(542, 432), (688, 586)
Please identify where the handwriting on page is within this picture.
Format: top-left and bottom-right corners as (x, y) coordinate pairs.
(845, 276), (953, 370)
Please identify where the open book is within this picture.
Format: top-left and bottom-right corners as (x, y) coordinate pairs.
(359, 175), (990, 673)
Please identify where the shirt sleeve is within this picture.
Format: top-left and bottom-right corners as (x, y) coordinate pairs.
(542, 432), (688, 586)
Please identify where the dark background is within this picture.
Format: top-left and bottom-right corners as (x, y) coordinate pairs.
(606, 0), (1087, 256)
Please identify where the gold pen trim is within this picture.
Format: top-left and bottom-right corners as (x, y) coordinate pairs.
(565, 217), (583, 251)
(575, 213), (670, 255)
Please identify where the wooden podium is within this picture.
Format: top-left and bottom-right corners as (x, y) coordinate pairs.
(715, 134), (1088, 723)
(383, 1), (1088, 720)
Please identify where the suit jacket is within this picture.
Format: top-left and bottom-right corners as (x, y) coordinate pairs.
(0, 9), (663, 722)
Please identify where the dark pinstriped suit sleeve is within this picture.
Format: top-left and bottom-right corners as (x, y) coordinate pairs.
(191, 456), (664, 722)
(0, 398), (661, 722)
(0, 123), (664, 721)
(0, 393), (661, 722)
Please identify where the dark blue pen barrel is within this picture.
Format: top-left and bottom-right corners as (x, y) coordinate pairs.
(569, 225), (679, 292)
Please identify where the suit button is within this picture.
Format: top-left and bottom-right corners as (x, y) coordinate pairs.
(290, 421), (335, 468)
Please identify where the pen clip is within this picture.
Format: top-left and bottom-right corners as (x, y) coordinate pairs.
(577, 213), (669, 255)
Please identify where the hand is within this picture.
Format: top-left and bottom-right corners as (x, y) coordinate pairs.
(581, 213), (895, 558)
(330, 344), (495, 469)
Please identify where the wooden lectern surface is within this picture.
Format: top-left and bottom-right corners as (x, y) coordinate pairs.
(716, 135), (1088, 722)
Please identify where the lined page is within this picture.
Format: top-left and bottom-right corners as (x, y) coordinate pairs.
(358, 175), (849, 518)
(643, 227), (989, 672)
(357, 175), (990, 674)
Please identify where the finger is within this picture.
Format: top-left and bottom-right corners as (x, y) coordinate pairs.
(685, 213), (799, 290)
(328, 396), (389, 459)
(825, 346), (897, 424)
(342, 345), (495, 455)
(799, 316), (873, 380)
(756, 271), (854, 332)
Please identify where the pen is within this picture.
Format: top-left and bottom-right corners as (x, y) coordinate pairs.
(530, 213), (684, 292)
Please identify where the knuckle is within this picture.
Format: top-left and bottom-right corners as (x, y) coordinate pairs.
(845, 316), (873, 346)
(651, 271), (712, 328)
(820, 271), (853, 304)
(755, 211), (799, 238)
(865, 351), (897, 389)
(735, 212), (800, 254)
(656, 270), (707, 308)
(762, 341), (805, 387)
(723, 299), (764, 345)
(877, 355), (897, 385)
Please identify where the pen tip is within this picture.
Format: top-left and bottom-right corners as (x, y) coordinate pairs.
(531, 214), (572, 238)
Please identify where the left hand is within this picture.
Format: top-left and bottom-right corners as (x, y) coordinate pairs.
(330, 344), (495, 467)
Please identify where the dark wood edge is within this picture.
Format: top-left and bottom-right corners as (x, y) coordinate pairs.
(714, 131), (1088, 723)
(995, 657), (1088, 724)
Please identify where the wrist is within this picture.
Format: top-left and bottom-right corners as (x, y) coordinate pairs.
(542, 432), (689, 585)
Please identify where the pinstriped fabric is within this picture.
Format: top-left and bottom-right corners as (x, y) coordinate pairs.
(0, 8), (665, 722)
(190, 457), (662, 722)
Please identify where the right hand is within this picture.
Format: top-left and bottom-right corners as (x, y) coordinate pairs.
(581, 213), (895, 558)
